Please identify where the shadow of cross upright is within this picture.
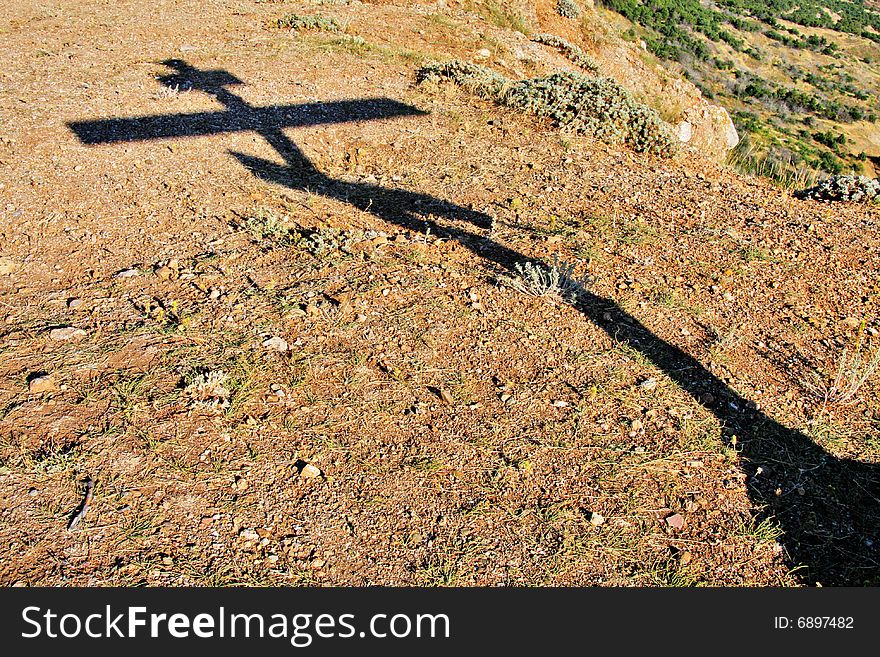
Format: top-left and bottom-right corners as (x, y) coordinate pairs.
(69, 59), (490, 228)
(68, 60), (880, 586)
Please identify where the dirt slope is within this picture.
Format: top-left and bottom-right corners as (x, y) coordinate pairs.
(0, 0), (878, 586)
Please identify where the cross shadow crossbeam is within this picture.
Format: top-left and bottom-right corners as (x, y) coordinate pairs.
(67, 59), (880, 585)
(68, 98), (425, 144)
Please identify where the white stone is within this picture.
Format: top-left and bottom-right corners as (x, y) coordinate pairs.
(677, 121), (693, 143)
(49, 326), (87, 341)
(239, 528), (259, 542)
(262, 336), (288, 352)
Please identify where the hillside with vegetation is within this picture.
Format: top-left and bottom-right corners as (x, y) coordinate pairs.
(599, 0), (880, 184)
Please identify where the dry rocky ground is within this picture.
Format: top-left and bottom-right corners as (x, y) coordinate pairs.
(0, 0), (878, 586)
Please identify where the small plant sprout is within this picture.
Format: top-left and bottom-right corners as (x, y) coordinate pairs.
(156, 82), (191, 98)
(246, 209), (291, 244)
(502, 255), (590, 304)
(802, 322), (880, 408)
(184, 370), (231, 411)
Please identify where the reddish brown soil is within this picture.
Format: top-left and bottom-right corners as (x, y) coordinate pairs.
(1, 0), (878, 586)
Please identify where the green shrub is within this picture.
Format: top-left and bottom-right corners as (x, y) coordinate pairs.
(271, 13), (341, 32)
(418, 61), (677, 157)
(556, 0), (581, 19)
(531, 33), (600, 74)
(795, 175), (880, 202)
(814, 150), (844, 174)
(417, 60), (508, 100)
(813, 130), (846, 150)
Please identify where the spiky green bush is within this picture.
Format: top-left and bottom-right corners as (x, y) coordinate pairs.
(556, 0), (581, 19)
(531, 33), (600, 74)
(418, 61), (676, 157)
(501, 256), (590, 304)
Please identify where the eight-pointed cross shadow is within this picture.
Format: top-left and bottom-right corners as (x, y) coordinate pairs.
(68, 60), (880, 585)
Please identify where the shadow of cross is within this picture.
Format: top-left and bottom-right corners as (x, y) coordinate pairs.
(69, 60), (427, 146)
(68, 60), (880, 585)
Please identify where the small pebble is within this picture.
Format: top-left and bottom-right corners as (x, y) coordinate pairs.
(665, 513), (685, 530)
(49, 326), (87, 341)
(28, 375), (57, 394)
(239, 528), (259, 542)
(299, 463), (322, 479)
(262, 336), (288, 352)
(0, 257), (17, 275)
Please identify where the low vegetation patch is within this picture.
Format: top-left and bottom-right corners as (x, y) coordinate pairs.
(726, 136), (819, 190)
(801, 326), (880, 406)
(270, 13), (342, 32)
(418, 61), (677, 156)
(556, 0), (581, 20)
(531, 33), (601, 74)
(245, 208), (293, 245)
(795, 174), (880, 201)
(500, 257), (591, 304)
(183, 370), (231, 412)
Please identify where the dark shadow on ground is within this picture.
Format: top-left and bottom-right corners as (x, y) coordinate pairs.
(68, 60), (880, 585)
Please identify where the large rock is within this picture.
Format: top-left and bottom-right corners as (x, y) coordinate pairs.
(682, 103), (739, 160)
(656, 76), (738, 159)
